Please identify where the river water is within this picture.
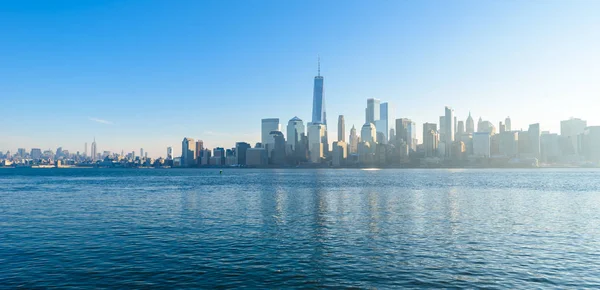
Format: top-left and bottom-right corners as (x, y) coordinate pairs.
(1, 168), (600, 288)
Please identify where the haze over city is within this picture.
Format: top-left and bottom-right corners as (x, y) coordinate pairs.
(2, 1), (599, 157)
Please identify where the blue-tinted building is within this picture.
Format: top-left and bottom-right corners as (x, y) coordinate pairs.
(311, 59), (326, 125)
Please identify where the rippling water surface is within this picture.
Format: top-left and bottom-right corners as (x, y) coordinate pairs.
(2, 168), (600, 288)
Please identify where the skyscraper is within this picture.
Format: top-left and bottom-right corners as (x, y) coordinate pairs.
(84, 142), (88, 157)
(444, 106), (455, 147)
(91, 138), (97, 161)
(505, 117), (512, 131)
(286, 117), (305, 152)
(308, 123), (326, 163)
(269, 131), (286, 165)
(349, 125), (359, 154)
(457, 121), (465, 136)
(361, 123), (377, 144)
(395, 118), (416, 152)
(235, 142), (251, 165)
(529, 123), (541, 159)
(167, 147), (173, 160)
(181, 137), (196, 167)
(311, 58), (326, 125)
(466, 112), (474, 134)
(140, 148), (144, 159)
(365, 98), (380, 124)
(196, 140), (204, 160)
(337, 115), (345, 142)
(423, 123), (438, 157)
(378, 102), (389, 143)
(561, 118), (587, 155)
(261, 118), (280, 155)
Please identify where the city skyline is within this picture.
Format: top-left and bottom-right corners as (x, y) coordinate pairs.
(2, 1), (600, 157)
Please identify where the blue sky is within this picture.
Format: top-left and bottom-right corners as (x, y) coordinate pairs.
(1, 0), (599, 157)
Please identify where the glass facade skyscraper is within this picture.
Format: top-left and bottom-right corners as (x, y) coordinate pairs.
(311, 59), (326, 125)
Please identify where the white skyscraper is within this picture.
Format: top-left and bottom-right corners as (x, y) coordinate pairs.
(444, 106), (455, 157)
(84, 142), (88, 157)
(529, 123), (541, 159)
(261, 118), (280, 154)
(286, 116), (304, 151)
(91, 138), (97, 161)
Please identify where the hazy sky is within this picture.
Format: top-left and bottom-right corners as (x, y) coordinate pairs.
(1, 0), (599, 157)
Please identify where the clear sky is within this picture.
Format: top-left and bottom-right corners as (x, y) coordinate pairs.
(1, 0), (599, 157)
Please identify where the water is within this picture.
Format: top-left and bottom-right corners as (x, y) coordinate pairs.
(2, 168), (600, 288)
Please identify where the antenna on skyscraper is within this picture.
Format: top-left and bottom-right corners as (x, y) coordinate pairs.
(318, 55), (321, 76)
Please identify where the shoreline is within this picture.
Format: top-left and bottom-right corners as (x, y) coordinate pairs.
(1, 165), (597, 170)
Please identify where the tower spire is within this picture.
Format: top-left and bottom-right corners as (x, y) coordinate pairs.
(318, 55), (320, 77)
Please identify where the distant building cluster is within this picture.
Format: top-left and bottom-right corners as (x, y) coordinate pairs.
(0, 137), (166, 168)
(171, 61), (600, 168)
(3, 61), (600, 168)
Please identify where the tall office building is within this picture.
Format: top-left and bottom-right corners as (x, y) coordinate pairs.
(308, 123), (326, 163)
(309, 59), (329, 157)
(140, 148), (144, 159)
(269, 131), (286, 165)
(396, 118), (416, 152)
(529, 123), (541, 159)
(235, 142), (251, 165)
(286, 116), (304, 152)
(473, 132), (491, 158)
(457, 121), (465, 136)
(84, 142), (88, 157)
(377, 102), (389, 143)
(423, 123), (438, 157)
(337, 115), (345, 142)
(505, 117), (512, 132)
(30, 148), (42, 159)
(454, 116), (457, 136)
(499, 132), (519, 157)
(439, 116), (446, 142)
(444, 107), (455, 153)
(466, 112), (474, 134)
(349, 125), (359, 154)
(582, 126), (600, 163)
(332, 141), (347, 167)
(561, 118), (587, 155)
(91, 138), (97, 161)
(167, 147), (173, 160)
(365, 98), (380, 124)
(261, 118), (280, 155)
(181, 137), (196, 167)
(311, 58), (326, 125)
(361, 123), (377, 144)
(196, 140), (204, 160)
